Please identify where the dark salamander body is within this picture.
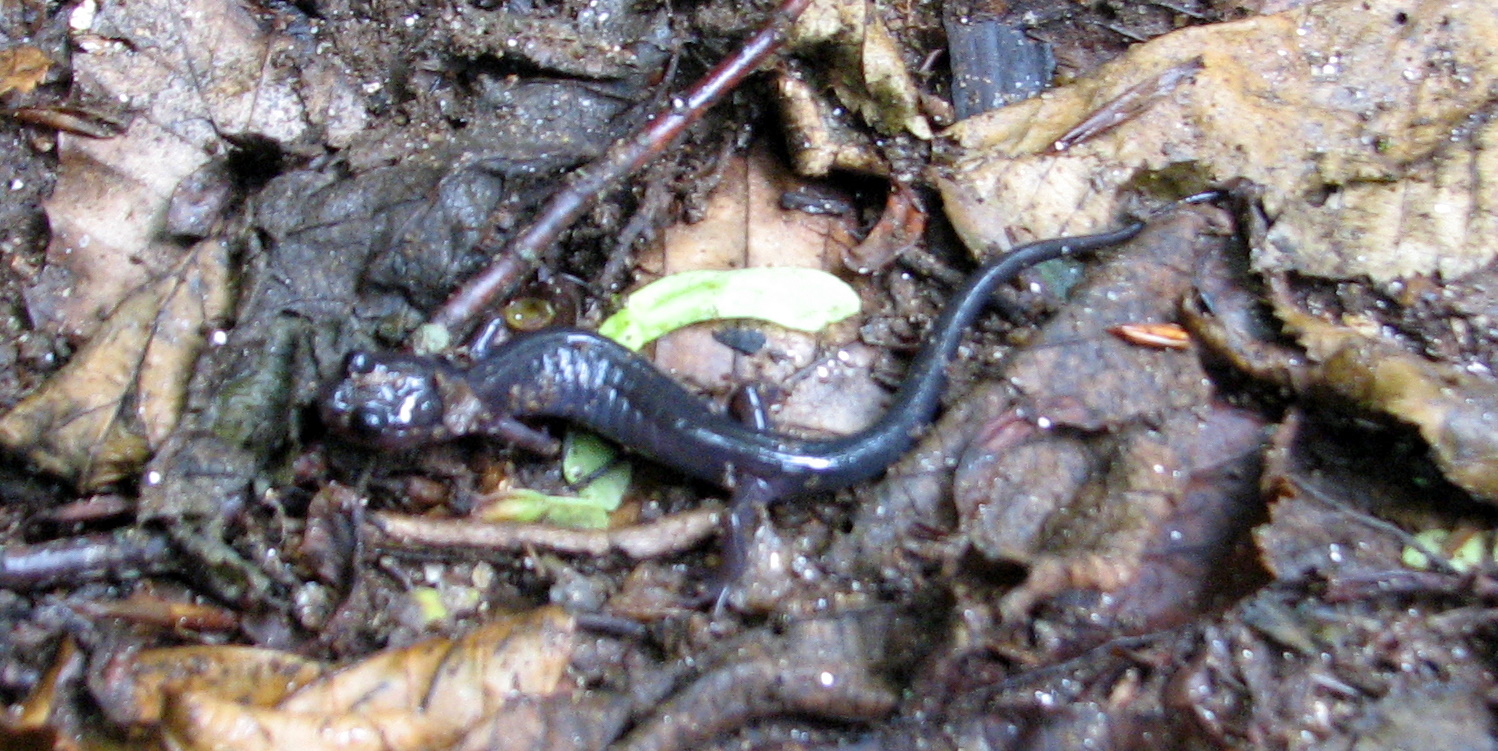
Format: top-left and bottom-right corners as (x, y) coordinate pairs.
(322, 224), (1142, 498)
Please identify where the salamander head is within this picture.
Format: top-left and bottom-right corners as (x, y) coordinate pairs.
(321, 351), (452, 450)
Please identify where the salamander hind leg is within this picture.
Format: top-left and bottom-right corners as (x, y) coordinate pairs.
(691, 473), (778, 614)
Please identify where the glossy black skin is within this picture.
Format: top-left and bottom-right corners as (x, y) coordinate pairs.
(322, 224), (1143, 497)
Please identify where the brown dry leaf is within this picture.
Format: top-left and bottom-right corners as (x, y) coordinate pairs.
(790, 0), (932, 140)
(639, 148), (885, 437)
(0, 239), (231, 490)
(158, 606), (576, 751)
(29, 0), (365, 340)
(0, 45), (51, 95)
(842, 184), (924, 274)
(644, 148), (857, 275)
(99, 645), (325, 727)
(936, 0), (1498, 281)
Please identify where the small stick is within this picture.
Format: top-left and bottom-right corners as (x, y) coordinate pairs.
(0, 530), (175, 589)
(428, 0), (814, 336)
(369, 506), (724, 559)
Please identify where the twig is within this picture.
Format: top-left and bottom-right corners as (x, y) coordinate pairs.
(370, 505), (724, 559)
(428, 0), (814, 337)
(0, 529), (175, 589)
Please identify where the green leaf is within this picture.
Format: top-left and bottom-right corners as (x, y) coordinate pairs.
(486, 488), (614, 530)
(562, 431), (630, 512)
(597, 268), (861, 350)
(1402, 528), (1493, 572)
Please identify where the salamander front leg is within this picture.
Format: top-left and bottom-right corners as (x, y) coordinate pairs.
(473, 414), (560, 456)
(427, 365), (562, 456)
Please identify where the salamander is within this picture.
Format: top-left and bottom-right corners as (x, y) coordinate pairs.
(321, 224), (1143, 499)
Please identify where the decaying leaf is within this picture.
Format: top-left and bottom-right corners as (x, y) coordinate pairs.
(0, 239), (231, 490)
(155, 606), (575, 751)
(0, 45), (51, 95)
(1313, 347), (1498, 504)
(937, 0), (1498, 281)
(97, 645), (325, 727)
(955, 211), (1220, 609)
(1185, 273), (1498, 503)
(790, 0), (932, 141)
(841, 184), (924, 274)
(30, 0), (365, 340)
(829, 209), (1228, 619)
(775, 70), (887, 176)
(1276, 292), (1498, 503)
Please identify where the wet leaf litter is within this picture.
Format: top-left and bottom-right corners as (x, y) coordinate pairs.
(5, 0), (1498, 749)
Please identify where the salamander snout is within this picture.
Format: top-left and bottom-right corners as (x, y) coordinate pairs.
(321, 351), (448, 449)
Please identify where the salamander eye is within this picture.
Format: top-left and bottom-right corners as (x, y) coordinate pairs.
(350, 405), (386, 434)
(345, 351), (376, 375)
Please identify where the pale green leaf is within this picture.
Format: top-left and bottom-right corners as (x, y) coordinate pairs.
(597, 268), (861, 350)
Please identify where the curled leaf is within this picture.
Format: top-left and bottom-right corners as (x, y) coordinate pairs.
(159, 607), (575, 751)
(1187, 273), (1498, 504)
(560, 431), (631, 522)
(98, 646), (324, 727)
(483, 489), (614, 530)
(597, 267), (860, 350)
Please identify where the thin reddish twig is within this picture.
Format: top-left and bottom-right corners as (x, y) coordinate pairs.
(428, 0), (814, 336)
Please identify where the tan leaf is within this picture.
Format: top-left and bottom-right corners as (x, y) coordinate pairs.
(790, 0), (931, 140)
(0, 45), (51, 95)
(0, 239), (231, 489)
(98, 645), (325, 727)
(159, 607), (576, 751)
(938, 0), (1498, 281)
(1277, 297), (1498, 503)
